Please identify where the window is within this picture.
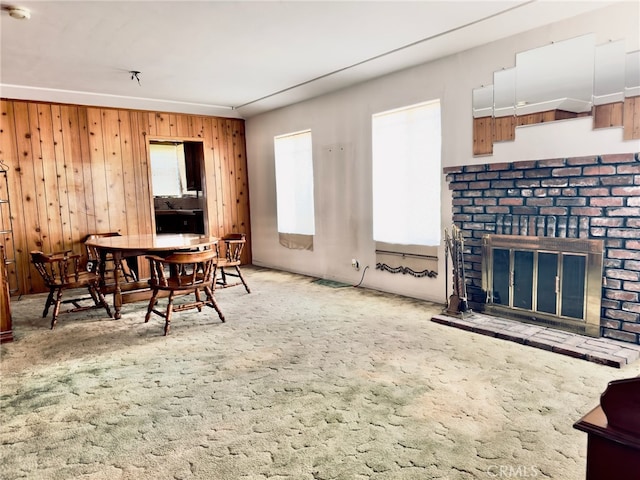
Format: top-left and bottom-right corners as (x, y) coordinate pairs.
(372, 100), (441, 246)
(274, 130), (315, 246)
(149, 143), (188, 197)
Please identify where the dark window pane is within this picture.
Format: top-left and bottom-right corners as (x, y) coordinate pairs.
(513, 250), (533, 310)
(537, 252), (558, 314)
(492, 248), (510, 305)
(561, 254), (586, 319)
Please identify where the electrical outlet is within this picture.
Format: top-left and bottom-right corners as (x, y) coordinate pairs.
(351, 258), (360, 271)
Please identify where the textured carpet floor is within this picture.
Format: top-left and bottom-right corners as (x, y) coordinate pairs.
(1, 267), (637, 480)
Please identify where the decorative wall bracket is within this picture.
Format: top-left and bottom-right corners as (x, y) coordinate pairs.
(375, 263), (437, 278)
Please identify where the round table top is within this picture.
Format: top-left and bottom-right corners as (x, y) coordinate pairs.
(85, 233), (218, 252)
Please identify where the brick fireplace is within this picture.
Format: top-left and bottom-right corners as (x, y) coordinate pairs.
(444, 152), (640, 345)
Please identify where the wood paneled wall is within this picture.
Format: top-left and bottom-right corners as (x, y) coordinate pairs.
(0, 99), (250, 295)
(623, 96), (640, 140)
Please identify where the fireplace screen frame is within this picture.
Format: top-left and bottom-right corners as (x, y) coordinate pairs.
(482, 234), (604, 337)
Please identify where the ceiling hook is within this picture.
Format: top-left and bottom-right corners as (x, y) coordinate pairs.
(130, 71), (141, 86)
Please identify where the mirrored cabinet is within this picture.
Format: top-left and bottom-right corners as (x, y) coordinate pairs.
(472, 34), (640, 155)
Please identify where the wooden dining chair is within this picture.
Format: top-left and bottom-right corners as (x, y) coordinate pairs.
(145, 249), (225, 335)
(215, 233), (251, 293)
(30, 250), (113, 329)
(84, 232), (138, 282)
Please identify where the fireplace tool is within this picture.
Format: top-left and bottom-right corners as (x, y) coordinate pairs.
(444, 226), (469, 315)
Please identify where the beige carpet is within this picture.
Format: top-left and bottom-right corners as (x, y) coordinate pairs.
(1, 267), (637, 480)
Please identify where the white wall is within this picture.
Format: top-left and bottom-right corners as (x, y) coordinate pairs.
(245, 2), (640, 305)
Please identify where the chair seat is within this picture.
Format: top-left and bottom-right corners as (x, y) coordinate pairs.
(215, 259), (240, 269)
(47, 271), (103, 290)
(152, 273), (212, 291)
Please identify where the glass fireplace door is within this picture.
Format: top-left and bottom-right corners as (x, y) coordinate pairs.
(513, 250), (534, 310)
(536, 252), (558, 315)
(491, 248), (510, 306)
(487, 248), (586, 319)
(561, 254), (586, 319)
(482, 235), (603, 337)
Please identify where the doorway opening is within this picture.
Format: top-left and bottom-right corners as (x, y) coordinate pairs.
(149, 140), (205, 234)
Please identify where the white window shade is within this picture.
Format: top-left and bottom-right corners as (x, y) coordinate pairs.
(372, 100), (441, 246)
(150, 143), (187, 197)
(274, 130), (315, 235)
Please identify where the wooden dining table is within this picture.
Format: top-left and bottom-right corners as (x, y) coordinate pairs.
(85, 233), (218, 319)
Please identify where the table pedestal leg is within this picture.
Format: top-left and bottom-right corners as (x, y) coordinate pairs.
(113, 254), (123, 319)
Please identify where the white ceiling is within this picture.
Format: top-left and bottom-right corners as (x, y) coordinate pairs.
(0, 1), (617, 118)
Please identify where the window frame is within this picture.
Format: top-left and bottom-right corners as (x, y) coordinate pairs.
(273, 129), (316, 250)
(371, 99), (442, 248)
